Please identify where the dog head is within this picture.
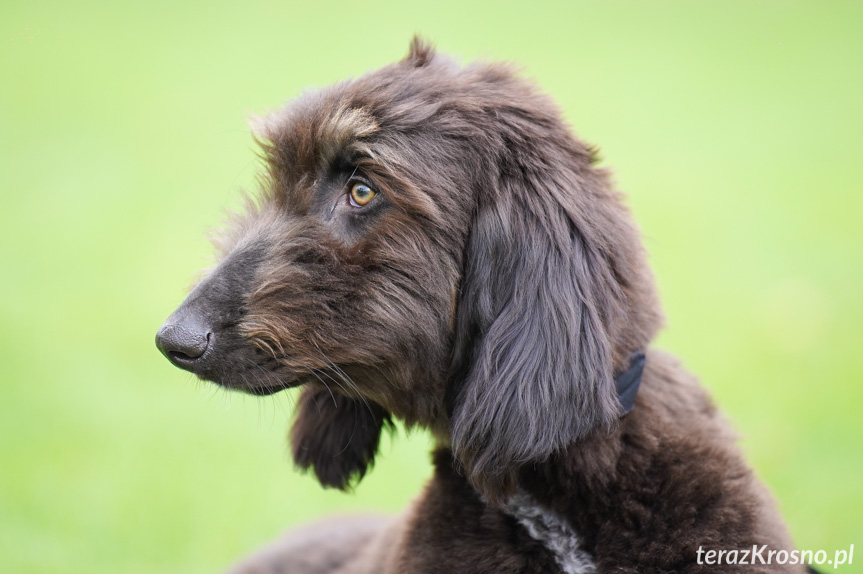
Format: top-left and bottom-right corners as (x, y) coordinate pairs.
(156, 39), (662, 501)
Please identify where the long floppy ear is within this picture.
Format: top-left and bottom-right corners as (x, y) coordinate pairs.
(291, 385), (391, 490)
(449, 151), (631, 503)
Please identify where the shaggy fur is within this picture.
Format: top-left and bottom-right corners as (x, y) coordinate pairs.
(157, 38), (803, 573)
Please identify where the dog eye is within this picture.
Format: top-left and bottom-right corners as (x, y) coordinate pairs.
(349, 182), (376, 207)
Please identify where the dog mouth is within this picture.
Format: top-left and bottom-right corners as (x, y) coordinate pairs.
(155, 325), (309, 396)
(195, 355), (312, 396)
(193, 365), (310, 396)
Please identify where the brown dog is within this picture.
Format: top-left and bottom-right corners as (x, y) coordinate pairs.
(157, 39), (803, 573)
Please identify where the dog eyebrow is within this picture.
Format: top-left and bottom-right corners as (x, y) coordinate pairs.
(316, 106), (379, 168)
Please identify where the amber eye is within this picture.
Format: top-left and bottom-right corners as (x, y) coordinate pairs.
(349, 182), (376, 207)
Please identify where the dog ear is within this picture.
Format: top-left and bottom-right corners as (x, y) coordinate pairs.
(290, 385), (392, 490)
(449, 161), (628, 503)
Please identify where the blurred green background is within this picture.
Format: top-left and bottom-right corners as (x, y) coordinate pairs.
(2, 1), (861, 572)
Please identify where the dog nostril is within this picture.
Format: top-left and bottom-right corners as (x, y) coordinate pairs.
(155, 323), (212, 369)
(168, 349), (199, 363)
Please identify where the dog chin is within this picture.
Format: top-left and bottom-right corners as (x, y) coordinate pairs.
(203, 370), (305, 396)
(241, 383), (296, 396)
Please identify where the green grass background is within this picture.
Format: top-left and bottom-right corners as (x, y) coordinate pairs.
(2, 1), (862, 572)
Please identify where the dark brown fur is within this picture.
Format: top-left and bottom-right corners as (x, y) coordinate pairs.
(158, 38), (802, 573)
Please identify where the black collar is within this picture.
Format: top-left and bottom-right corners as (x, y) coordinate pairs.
(615, 351), (646, 415)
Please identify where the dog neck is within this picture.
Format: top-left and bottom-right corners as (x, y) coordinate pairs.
(494, 353), (645, 574)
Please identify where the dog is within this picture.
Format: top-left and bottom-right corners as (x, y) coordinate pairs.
(156, 39), (806, 573)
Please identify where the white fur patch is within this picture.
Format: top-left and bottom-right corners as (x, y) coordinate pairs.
(502, 490), (596, 574)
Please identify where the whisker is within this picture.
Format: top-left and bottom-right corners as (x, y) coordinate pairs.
(342, 164), (360, 190)
(309, 341), (375, 419)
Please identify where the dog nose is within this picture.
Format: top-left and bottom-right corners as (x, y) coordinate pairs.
(155, 320), (212, 371)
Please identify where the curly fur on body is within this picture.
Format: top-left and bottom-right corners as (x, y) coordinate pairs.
(156, 38), (802, 573)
